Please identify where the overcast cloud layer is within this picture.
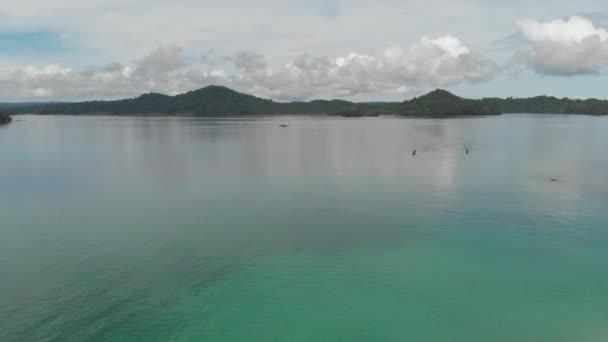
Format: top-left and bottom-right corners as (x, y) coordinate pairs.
(1, 1), (608, 100)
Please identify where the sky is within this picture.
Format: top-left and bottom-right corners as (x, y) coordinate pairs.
(1, 0), (608, 102)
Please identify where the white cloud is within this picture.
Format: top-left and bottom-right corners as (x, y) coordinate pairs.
(0, 36), (497, 101)
(516, 16), (608, 75)
(134, 46), (186, 79)
(229, 51), (268, 73)
(249, 35), (497, 100)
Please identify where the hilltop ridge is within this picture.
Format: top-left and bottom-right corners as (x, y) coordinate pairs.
(398, 89), (499, 116)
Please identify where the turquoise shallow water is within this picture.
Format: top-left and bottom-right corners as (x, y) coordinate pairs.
(1, 114), (608, 341)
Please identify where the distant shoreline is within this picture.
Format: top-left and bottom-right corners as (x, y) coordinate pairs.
(11, 112), (608, 121)
(3, 86), (608, 117)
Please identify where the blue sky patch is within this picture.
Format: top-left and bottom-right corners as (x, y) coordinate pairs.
(0, 31), (70, 57)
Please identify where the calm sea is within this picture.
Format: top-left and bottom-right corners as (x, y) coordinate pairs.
(1, 114), (607, 341)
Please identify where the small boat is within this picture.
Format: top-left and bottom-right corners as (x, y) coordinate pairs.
(279, 124), (289, 128)
(0, 113), (12, 125)
(412, 149), (417, 156)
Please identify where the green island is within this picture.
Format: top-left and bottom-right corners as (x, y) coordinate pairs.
(0, 113), (12, 125)
(3, 86), (608, 117)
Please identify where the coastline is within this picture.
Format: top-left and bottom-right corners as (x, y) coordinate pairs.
(6, 86), (608, 118)
(9, 111), (608, 119)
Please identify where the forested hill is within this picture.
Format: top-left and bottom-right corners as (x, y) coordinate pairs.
(481, 96), (608, 115)
(5, 86), (608, 116)
(7, 86), (364, 116)
(396, 89), (499, 116)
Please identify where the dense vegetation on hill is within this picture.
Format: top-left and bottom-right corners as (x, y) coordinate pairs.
(482, 96), (608, 115)
(397, 89), (499, 116)
(0, 113), (12, 125)
(7, 86), (368, 116)
(7, 87), (274, 116)
(4, 85), (608, 117)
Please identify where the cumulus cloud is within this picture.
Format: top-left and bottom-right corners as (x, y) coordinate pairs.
(134, 46), (186, 79)
(237, 35), (497, 100)
(0, 45), (191, 100)
(229, 51), (268, 73)
(0, 36), (497, 101)
(516, 16), (608, 75)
